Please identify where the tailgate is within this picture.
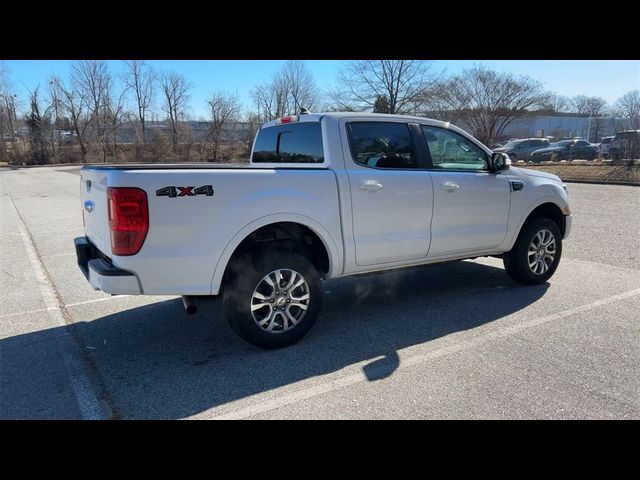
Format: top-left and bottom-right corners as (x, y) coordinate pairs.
(80, 167), (111, 255)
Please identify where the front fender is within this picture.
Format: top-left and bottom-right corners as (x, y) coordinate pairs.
(503, 195), (570, 251)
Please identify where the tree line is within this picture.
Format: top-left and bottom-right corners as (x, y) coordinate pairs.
(1, 60), (638, 165)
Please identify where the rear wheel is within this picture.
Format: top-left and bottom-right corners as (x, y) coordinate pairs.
(223, 250), (322, 349)
(503, 218), (562, 284)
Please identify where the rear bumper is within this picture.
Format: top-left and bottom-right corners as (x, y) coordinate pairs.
(74, 236), (141, 295)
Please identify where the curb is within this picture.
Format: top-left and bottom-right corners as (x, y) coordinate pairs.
(562, 179), (639, 187)
(3, 163), (86, 169)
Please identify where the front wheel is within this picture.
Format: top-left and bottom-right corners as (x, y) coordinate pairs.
(503, 218), (562, 284)
(223, 251), (323, 349)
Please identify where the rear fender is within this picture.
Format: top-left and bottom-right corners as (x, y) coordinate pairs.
(210, 213), (342, 295)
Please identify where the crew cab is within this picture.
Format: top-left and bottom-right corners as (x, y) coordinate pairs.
(75, 112), (572, 349)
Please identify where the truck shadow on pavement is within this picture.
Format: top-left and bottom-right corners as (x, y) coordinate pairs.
(1, 260), (549, 419)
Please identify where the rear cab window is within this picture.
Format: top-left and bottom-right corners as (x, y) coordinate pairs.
(252, 122), (324, 163)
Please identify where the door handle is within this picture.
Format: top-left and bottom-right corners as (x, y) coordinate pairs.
(359, 181), (383, 192)
(439, 182), (460, 192)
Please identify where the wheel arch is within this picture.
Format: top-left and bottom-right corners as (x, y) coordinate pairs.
(507, 200), (566, 252)
(210, 214), (342, 295)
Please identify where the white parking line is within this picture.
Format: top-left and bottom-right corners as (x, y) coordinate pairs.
(66, 296), (132, 308)
(9, 191), (109, 420)
(0, 295), (133, 320)
(209, 286), (640, 420)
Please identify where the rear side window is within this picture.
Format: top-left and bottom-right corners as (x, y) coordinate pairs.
(348, 122), (417, 169)
(252, 122), (324, 163)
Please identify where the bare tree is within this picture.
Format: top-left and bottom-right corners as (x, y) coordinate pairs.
(72, 60), (111, 161)
(613, 90), (640, 130)
(572, 95), (607, 116)
(124, 60), (154, 145)
(242, 111), (261, 158)
(207, 91), (240, 162)
(327, 60), (439, 114)
(427, 66), (548, 146)
(251, 61), (319, 121)
(280, 61), (319, 113)
(24, 85), (50, 164)
(51, 75), (90, 161)
(105, 74), (129, 160)
(46, 79), (64, 157)
(0, 64), (20, 160)
(159, 72), (192, 153)
(251, 83), (279, 121)
(542, 93), (573, 113)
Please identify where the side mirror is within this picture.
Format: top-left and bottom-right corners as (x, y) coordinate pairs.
(490, 152), (511, 172)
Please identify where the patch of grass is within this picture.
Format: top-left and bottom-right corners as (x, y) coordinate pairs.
(522, 163), (640, 186)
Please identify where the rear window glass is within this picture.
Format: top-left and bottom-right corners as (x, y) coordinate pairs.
(252, 122), (324, 163)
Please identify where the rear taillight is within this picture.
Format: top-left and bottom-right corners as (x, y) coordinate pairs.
(107, 187), (149, 256)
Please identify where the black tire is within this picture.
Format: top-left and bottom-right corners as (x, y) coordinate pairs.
(223, 250), (322, 349)
(503, 217), (562, 284)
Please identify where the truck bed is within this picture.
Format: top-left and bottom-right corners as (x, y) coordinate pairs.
(84, 163), (252, 170)
(82, 163), (328, 170)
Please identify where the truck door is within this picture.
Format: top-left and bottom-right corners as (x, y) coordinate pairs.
(344, 121), (434, 266)
(420, 125), (511, 257)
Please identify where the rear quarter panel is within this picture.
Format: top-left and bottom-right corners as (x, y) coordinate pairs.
(105, 168), (342, 295)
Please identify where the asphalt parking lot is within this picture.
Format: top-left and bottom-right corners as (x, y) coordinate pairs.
(1, 165), (639, 419)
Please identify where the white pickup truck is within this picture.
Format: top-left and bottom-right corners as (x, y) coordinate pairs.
(75, 112), (572, 348)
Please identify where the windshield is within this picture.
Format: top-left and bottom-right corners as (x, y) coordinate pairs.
(551, 140), (572, 147)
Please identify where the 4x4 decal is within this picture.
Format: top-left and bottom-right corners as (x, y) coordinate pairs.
(156, 185), (214, 198)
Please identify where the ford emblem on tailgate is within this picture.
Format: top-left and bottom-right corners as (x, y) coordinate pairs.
(84, 200), (94, 213)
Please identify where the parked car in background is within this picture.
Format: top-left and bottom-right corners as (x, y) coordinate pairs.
(609, 130), (640, 161)
(599, 136), (615, 159)
(530, 139), (599, 162)
(493, 138), (550, 161)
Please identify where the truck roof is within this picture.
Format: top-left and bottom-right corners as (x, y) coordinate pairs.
(260, 112), (450, 128)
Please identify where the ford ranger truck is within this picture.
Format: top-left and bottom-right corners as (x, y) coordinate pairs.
(75, 112), (572, 349)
